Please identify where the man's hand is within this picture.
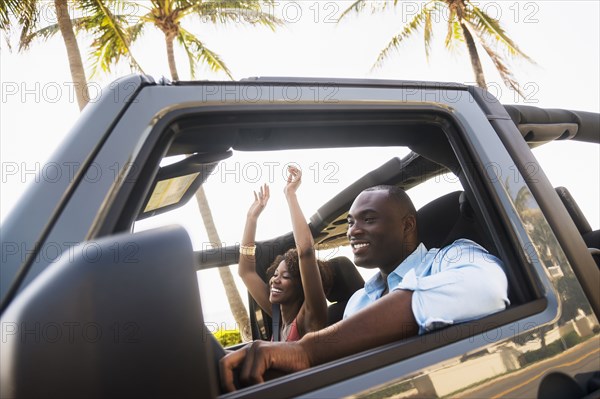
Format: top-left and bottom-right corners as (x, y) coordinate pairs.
(219, 340), (311, 392)
(218, 290), (419, 392)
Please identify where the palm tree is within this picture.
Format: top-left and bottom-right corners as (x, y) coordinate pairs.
(123, 0), (281, 80)
(1, 0), (140, 110)
(3, 0), (279, 342)
(135, 0), (280, 340)
(195, 186), (252, 342)
(117, 1), (279, 339)
(0, 0), (22, 33)
(339, 0), (534, 97)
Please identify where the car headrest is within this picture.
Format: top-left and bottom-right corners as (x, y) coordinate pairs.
(417, 191), (463, 249)
(326, 256), (364, 303)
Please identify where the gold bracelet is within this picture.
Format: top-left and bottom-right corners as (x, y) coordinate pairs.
(239, 245), (256, 256)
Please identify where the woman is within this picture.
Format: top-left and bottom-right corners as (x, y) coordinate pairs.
(238, 166), (331, 341)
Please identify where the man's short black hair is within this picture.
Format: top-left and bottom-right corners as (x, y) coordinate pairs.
(363, 185), (417, 216)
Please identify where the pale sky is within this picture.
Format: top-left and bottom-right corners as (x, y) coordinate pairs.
(1, 1), (598, 223)
(1, 1), (599, 327)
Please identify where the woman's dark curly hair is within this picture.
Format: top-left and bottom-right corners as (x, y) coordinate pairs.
(266, 248), (333, 301)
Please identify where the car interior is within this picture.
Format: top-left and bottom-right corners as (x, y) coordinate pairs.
(137, 105), (598, 398)
(142, 103), (597, 331)
(123, 105), (561, 347)
(141, 104), (600, 396)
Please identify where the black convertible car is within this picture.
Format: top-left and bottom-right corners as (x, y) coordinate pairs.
(1, 76), (598, 398)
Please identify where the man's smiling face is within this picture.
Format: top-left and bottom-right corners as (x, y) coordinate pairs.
(347, 189), (416, 275)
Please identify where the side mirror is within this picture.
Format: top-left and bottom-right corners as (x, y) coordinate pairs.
(1, 225), (219, 398)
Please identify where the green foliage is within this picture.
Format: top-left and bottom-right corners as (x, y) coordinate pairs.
(1, 0), (141, 76)
(1, 0), (281, 81)
(556, 275), (592, 325)
(562, 331), (583, 348)
(339, 0), (534, 97)
(0, 0), (26, 31)
(214, 328), (243, 347)
(518, 331), (582, 365)
(519, 339), (563, 364)
(125, 0), (282, 80)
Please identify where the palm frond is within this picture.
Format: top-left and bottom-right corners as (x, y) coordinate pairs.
(151, 0), (172, 14)
(128, 19), (145, 41)
(339, 0), (400, 21)
(88, 19), (145, 77)
(466, 1), (534, 63)
(0, 0), (22, 50)
(177, 26), (233, 79)
(19, 11), (111, 50)
(423, 5), (434, 61)
(198, 8), (281, 29)
(18, 11), (111, 51)
(465, 20), (525, 98)
(338, 0), (369, 21)
(182, 1), (282, 29)
(179, 33), (198, 80)
(15, 0), (42, 51)
(0, 0), (21, 31)
(372, 5), (430, 70)
(79, 0), (144, 73)
(444, 4), (464, 53)
(19, 22), (63, 49)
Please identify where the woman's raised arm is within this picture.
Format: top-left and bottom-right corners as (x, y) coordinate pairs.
(284, 166), (328, 333)
(238, 184), (273, 315)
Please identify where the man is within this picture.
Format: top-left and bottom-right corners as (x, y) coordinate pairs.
(220, 186), (509, 392)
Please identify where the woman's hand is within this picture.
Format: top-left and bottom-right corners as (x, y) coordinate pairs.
(284, 165), (302, 197)
(247, 184), (270, 220)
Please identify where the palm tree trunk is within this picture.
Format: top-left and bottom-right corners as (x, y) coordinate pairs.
(165, 33), (179, 81)
(195, 186), (252, 342)
(54, 0), (89, 110)
(460, 22), (487, 89)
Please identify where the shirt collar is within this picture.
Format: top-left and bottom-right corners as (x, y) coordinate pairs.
(363, 243), (428, 299)
(395, 242), (428, 278)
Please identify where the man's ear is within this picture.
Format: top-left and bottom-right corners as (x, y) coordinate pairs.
(404, 214), (417, 234)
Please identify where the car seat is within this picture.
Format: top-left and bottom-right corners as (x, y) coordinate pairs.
(416, 191), (463, 250)
(417, 190), (493, 252)
(326, 256), (365, 325)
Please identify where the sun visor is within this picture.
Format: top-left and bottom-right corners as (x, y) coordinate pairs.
(137, 150), (232, 220)
(409, 136), (460, 175)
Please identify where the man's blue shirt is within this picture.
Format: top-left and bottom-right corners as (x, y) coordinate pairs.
(343, 239), (509, 334)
